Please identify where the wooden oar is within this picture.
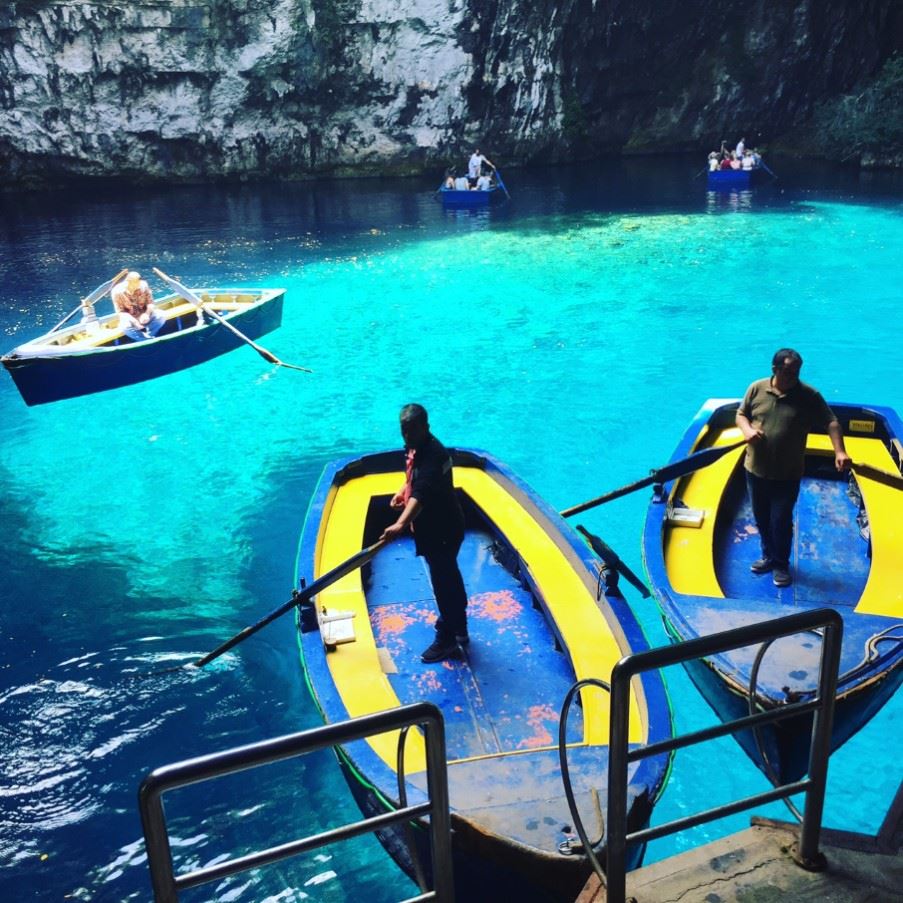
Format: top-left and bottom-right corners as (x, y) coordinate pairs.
(852, 461), (903, 491)
(133, 540), (388, 679)
(190, 539), (386, 669)
(561, 437), (749, 518)
(49, 267), (129, 334)
(494, 168), (511, 199)
(152, 268), (312, 373)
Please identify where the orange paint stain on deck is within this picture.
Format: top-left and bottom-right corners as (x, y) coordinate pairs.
(372, 609), (415, 637)
(469, 589), (523, 623)
(519, 703), (559, 749)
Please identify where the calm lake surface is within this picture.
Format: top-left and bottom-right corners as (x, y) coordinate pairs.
(1, 156), (901, 901)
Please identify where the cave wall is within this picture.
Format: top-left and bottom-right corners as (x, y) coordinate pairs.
(0, 0), (899, 184)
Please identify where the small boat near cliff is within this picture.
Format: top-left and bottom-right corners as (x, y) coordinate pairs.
(706, 168), (769, 190)
(642, 399), (903, 784)
(295, 448), (671, 900)
(2, 284), (286, 406)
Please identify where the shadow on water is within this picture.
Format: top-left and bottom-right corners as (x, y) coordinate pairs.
(0, 454), (414, 901)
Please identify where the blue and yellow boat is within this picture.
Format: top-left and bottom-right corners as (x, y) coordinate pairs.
(296, 448), (671, 899)
(1, 286), (285, 406)
(643, 399), (903, 784)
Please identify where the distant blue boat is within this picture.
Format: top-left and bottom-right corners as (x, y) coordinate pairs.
(707, 168), (768, 190)
(296, 447), (672, 899)
(643, 399), (903, 785)
(438, 185), (503, 207)
(2, 287), (285, 406)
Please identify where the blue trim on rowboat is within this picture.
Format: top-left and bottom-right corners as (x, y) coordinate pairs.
(706, 168), (767, 190)
(437, 185), (502, 206)
(295, 447), (672, 899)
(643, 399), (903, 784)
(1, 288), (285, 405)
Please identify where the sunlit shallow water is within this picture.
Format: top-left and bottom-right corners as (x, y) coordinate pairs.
(1, 158), (901, 900)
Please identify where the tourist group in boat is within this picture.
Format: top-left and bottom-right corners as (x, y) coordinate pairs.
(444, 148), (498, 190)
(709, 137), (763, 171)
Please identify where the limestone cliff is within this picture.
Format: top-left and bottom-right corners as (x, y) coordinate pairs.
(0, 0), (900, 185)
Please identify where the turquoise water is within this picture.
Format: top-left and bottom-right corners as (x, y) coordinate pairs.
(1, 158), (902, 900)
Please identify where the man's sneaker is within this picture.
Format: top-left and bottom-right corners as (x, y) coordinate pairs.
(773, 568), (792, 587)
(421, 640), (462, 664)
(750, 558), (774, 574)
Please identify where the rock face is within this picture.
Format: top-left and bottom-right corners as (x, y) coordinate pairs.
(0, 0), (900, 184)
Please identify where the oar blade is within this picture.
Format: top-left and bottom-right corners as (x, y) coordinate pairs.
(152, 267), (205, 307)
(82, 268), (129, 306)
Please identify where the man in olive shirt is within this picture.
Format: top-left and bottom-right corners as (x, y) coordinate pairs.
(380, 404), (468, 663)
(736, 348), (851, 587)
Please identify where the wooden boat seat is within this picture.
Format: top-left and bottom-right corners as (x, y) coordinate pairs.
(664, 429), (902, 618)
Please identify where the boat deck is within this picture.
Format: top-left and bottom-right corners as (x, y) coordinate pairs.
(367, 529), (584, 761)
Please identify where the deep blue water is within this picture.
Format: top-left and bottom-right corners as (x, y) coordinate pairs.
(1, 156), (902, 901)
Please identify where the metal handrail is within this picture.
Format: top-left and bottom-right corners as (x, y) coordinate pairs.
(605, 607), (843, 903)
(138, 702), (454, 902)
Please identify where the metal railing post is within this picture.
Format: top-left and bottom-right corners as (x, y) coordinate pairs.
(138, 702), (452, 902)
(423, 710), (454, 903)
(592, 608), (842, 903)
(605, 660), (633, 903)
(796, 616), (843, 869)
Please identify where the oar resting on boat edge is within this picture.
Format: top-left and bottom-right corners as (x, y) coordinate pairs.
(152, 267), (312, 373)
(560, 437), (750, 519)
(134, 540), (388, 679)
(49, 267), (129, 334)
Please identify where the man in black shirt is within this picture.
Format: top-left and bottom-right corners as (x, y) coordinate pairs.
(380, 404), (468, 663)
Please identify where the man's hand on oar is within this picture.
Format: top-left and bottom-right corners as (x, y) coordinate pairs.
(561, 437), (749, 518)
(152, 268), (312, 373)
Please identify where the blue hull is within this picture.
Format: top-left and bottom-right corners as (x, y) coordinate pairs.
(643, 400), (903, 784)
(296, 448), (672, 900)
(2, 290), (284, 405)
(706, 169), (766, 190)
(438, 187), (500, 207)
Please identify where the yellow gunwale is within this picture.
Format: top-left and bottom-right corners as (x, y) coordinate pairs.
(663, 428), (902, 619)
(313, 465), (645, 774)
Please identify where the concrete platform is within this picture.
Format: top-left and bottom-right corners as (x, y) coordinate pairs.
(577, 785), (903, 902)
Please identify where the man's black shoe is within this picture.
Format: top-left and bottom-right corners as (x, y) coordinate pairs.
(773, 568), (792, 588)
(455, 632), (470, 646)
(750, 558), (774, 574)
(421, 640), (462, 663)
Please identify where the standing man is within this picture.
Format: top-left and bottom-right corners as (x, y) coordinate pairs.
(111, 271), (166, 341)
(380, 404), (469, 663)
(467, 148), (495, 186)
(736, 348), (851, 587)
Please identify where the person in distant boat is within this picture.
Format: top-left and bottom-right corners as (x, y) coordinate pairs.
(476, 171), (493, 190)
(720, 153), (733, 171)
(736, 137), (746, 157)
(454, 174), (471, 191)
(751, 148), (762, 167)
(729, 151), (742, 170)
(444, 170), (456, 189)
(111, 271), (166, 341)
(708, 151), (720, 172)
(735, 349), (851, 588)
(468, 148), (496, 186)
(380, 404), (469, 663)
(741, 150), (755, 171)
